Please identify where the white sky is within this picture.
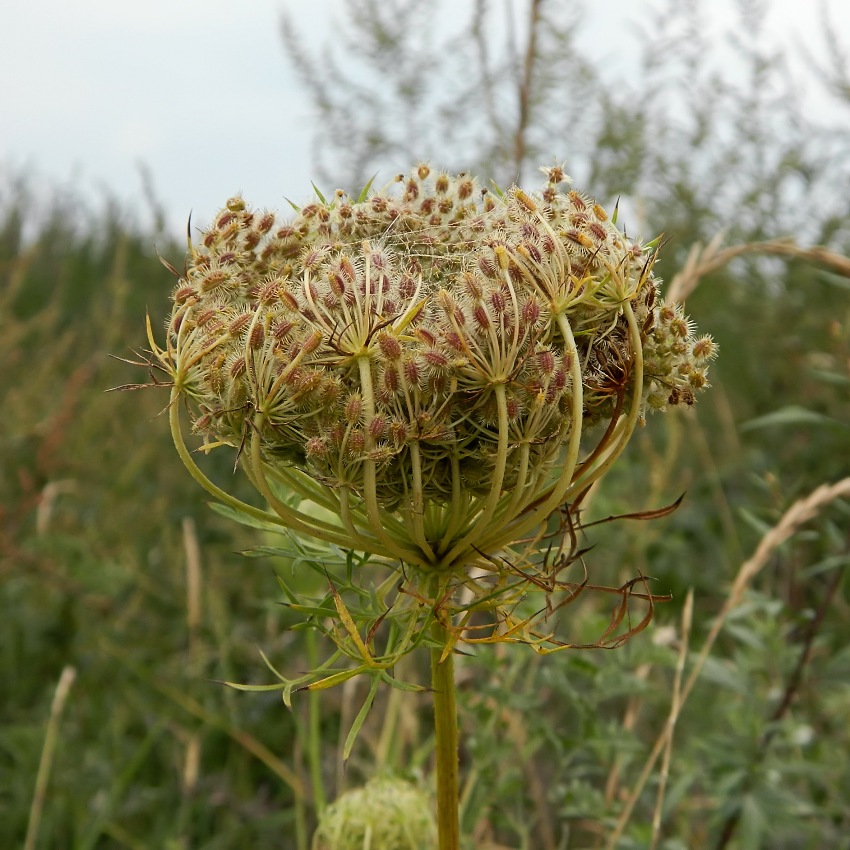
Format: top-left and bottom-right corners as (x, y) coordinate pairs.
(1, 0), (848, 239)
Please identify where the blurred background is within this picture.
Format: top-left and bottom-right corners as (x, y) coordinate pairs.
(2, 1), (850, 848)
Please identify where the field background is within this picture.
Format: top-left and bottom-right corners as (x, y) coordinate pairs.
(3, 2), (850, 848)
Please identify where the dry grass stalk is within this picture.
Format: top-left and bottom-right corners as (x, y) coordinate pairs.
(667, 236), (850, 303)
(602, 663), (652, 809)
(24, 665), (77, 850)
(684, 477), (850, 700)
(182, 516), (203, 658)
(181, 516), (204, 794)
(650, 589), (693, 850)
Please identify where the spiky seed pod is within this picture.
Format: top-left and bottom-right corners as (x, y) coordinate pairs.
(154, 164), (715, 572)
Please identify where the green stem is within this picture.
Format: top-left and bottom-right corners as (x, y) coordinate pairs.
(431, 626), (460, 850)
(306, 630), (327, 816)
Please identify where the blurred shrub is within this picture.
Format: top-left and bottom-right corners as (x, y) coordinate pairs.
(0, 175), (312, 848)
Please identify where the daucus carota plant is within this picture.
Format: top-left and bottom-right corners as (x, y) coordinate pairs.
(146, 164), (714, 847)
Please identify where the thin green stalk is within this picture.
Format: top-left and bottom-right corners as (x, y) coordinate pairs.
(478, 308), (583, 551)
(375, 682), (402, 769)
(357, 355), (431, 566)
(431, 623), (460, 850)
(293, 735), (308, 850)
(442, 383), (509, 565)
(306, 630), (327, 816)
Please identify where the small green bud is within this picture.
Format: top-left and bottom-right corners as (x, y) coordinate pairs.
(313, 777), (435, 850)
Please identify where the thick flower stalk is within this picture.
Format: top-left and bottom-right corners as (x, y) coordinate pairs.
(151, 164), (714, 581)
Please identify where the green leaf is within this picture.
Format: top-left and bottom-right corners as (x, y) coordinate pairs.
(259, 649), (290, 683)
(305, 667), (364, 691)
(724, 621), (765, 651)
(737, 507), (773, 538)
(240, 545), (294, 558)
(208, 501), (289, 533)
(343, 675), (381, 762)
(739, 793), (767, 849)
(809, 368), (850, 387)
(286, 602), (338, 617)
(222, 681), (286, 693)
(275, 573), (303, 604)
(357, 174), (377, 202)
(379, 670), (425, 693)
(694, 656), (749, 694)
(818, 269), (850, 290)
(802, 552), (850, 578)
(311, 181), (327, 204)
(739, 405), (847, 432)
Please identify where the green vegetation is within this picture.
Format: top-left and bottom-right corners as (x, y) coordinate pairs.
(4, 1), (850, 847)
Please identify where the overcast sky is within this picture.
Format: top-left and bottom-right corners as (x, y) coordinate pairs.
(1, 0), (847, 239)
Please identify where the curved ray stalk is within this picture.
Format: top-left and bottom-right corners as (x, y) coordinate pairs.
(562, 300), (644, 499)
(441, 383), (510, 567)
(168, 389), (360, 548)
(245, 414), (383, 551)
(478, 311), (583, 550)
(266, 465), (344, 515)
(408, 440), (436, 561)
(357, 356), (431, 566)
(439, 453), (469, 552)
(497, 440), (532, 524)
(338, 484), (372, 547)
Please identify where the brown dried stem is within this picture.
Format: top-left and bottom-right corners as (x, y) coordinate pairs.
(650, 589), (693, 850)
(24, 666), (77, 850)
(667, 235), (850, 303)
(513, 0), (544, 179)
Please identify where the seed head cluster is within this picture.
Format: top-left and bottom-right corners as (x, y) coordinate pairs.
(157, 164), (714, 569)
